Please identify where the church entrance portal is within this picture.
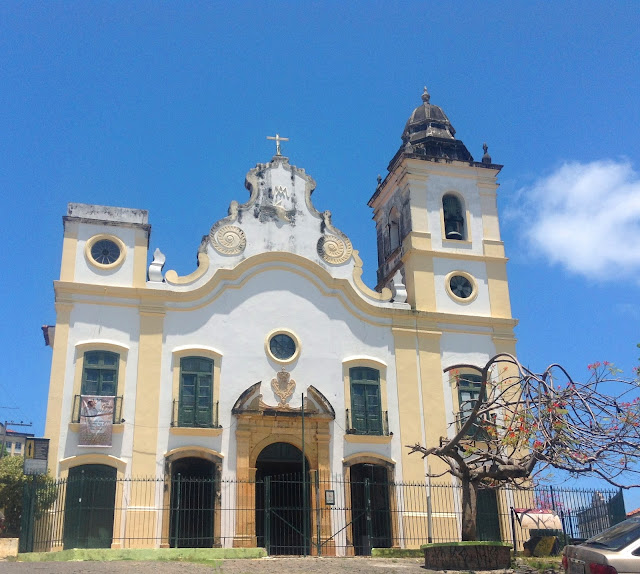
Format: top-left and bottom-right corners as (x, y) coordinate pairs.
(255, 442), (311, 555)
(169, 457), (217, 548)
(349, 463), (392, 555)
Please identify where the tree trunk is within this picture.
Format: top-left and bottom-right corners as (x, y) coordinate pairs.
(461, 478), (478, 541)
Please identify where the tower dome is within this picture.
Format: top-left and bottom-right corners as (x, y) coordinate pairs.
(391, 87), (474, 166)
(402, 86), (457, 142)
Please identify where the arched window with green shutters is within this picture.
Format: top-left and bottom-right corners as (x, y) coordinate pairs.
(349, 367), (382, 435)
(82, 351), (119, 396)
(179, 357), (213, 427)
(457, 372), (487, 438)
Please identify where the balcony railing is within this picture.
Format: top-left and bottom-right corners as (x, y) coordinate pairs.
(345, 409), (390, 436)
(71, 395), (123, 424)
(171, 399), (221, 428)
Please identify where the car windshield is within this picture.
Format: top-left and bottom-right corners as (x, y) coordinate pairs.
(585, 518), (640, 551)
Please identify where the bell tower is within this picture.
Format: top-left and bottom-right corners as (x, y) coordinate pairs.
(369, 87), (512, 320)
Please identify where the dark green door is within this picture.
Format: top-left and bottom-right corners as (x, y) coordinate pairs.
(350, 463), (392, 555)
(63, 465), (117, 549)
(476, 488), (501, 541)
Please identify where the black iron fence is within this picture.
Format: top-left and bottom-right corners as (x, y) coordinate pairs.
(20, 473), (625, 555)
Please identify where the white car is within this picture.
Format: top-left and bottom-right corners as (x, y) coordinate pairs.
(563, 517), (640, 574)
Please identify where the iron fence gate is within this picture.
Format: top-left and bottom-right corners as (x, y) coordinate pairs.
(20, 473), (626, 555)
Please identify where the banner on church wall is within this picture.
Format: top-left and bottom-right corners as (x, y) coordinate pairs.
(79, 395), (114, 447)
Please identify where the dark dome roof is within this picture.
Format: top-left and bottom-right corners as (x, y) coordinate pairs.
(402, 87), (456, 143)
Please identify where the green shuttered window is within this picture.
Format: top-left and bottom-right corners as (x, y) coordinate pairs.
(82, 351), (119, 396)
(179, 357), (213, 427)
(458, 373), (486, 437)
(350, 367), (382, 435)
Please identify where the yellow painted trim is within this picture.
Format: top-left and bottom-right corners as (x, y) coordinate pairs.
(59, 453), (127, 474)
(44, 302), (73, 476)
(165, 446), (224, 461)
(342, 452), (395, 466)
(486, 261), (513, 319)
(60, 224), (78, 282)
(69, 423), (124, 434)
(444, 270), (479, 305)
(133, 229), (148, 288)
(85, 234), (127, 270)
(352, 250), (392, 301)
(171, 347), (222, 426)
(131, 309), (165, 478)
(72, 342), (129, 400)
(165, 252), (210, 285)
(344, 434), (392, 444)
(264, 328), (301, 365)
(342, 357), (389, 416)
(169, 426), (223, 437)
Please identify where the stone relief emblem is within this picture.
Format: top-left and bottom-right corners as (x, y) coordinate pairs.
(209, 224), (247, 255)
(271, 368), (296, 407)
(317, 210), (353, 265)
(272, 185), (288, 206)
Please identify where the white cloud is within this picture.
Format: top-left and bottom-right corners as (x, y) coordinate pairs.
(514, 160), (640, 281)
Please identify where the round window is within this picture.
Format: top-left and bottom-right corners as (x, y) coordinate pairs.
(269, 334), (296, 360)
(449, 275), (473, 299)
(90, 239), (121, 265)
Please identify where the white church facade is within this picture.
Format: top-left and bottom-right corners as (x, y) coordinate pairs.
(42, 88), (517, 553)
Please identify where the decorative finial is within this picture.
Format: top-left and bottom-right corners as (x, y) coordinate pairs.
(421, 86), (430, 103)
(267, 133), (289, 156)
(482, 142), (492, 164)
(377, 174), (382, 186)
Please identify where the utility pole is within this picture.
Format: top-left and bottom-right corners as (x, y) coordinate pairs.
(0, 419), (33, 458)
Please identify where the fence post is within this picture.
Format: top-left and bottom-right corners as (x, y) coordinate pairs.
(18, 476), (37, 553)
(315, 471), (321, 556)
(510, 507), (518, 556)
(173, 473), (181, 548)
(364, 477), (373, 555)
(264, 476), (271, 555)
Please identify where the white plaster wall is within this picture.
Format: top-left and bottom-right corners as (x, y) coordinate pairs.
(75, 223), (137, 287)
(432, 258), (491, 315)
(157, 265), (403, 479)
(58, 304), (140, 471)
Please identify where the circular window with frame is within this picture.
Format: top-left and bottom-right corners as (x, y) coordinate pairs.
(445, 271), (478, 304)
(85, 234), (126, 270)
(265, 329), (301, 364)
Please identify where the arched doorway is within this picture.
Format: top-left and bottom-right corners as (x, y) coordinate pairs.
(169, 457), (217, 548)
(63, 464), (117, 549)
(255, 442), (311, 555)
(350, 463), (392, 555)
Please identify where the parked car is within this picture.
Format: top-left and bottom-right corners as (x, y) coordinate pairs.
(563, 516), (640, 574)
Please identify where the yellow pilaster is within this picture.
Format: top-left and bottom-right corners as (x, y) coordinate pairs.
(401, 233), (436, 312)
(60, 225), (78, 282)
(44, 301), (73, 475)
(133, 230), (149, 288)
(486, 261), (513, 319)
(130, 305), (165, 478)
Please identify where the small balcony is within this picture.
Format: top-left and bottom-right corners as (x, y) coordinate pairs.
(345, 409), (390, 436)
(71, 395), (123, 424)
(171, 399), (221, 428)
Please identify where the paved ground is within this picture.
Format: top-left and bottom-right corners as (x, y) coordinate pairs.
(2, 557), (426, 573)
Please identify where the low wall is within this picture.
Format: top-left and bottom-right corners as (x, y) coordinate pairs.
(0, 538), (19, 559)
(422, 541), (512, 570)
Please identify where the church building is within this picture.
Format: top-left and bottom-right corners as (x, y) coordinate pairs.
(41, 88), (517, 553)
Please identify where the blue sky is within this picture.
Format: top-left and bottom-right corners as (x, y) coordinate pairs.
(2, 3), (639, 503)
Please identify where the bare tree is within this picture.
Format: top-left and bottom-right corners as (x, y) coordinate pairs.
(407, 353), (640, 541)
